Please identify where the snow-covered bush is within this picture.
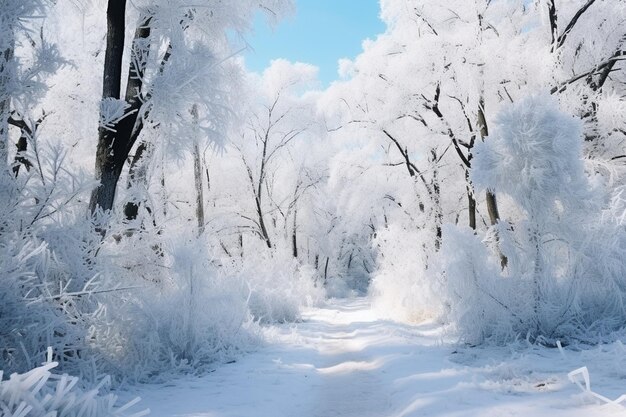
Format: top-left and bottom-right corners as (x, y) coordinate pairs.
(223, 241), (324, 324)
(0, 139), (323, 384)
(0, 133), (256, 382)
(442, 94), (626, 344)
(73, 230), (252, 382)
(0, 351), (147, 417)
(370, 223), (442, 321)
(0, 134), (100, 375)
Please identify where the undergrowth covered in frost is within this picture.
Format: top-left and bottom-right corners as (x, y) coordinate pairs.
(370, 224), (442, 322)
(442, 95), (626, 345)
(221, 241), (325, 324)
(0, 349), (147, 417)
(0, 140), (323, 384)
(88, 233), (255, 383)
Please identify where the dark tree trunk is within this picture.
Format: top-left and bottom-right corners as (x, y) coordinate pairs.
(89, 0), (127, 214)
(256, 194), (272, 248)
(467, 181), (476, 230)
(90, 4), (151, 216)
(323, 257), (329, 286)
(6, 115), (38, 176)
(292, 205), (298, 258)
(193, 142), (205, 235)
(478, 100), (507, 268)
(102, 1), (125, 101)
(13, 133), (30, 176)
(257, 135), (272, 249)
(477, 99), (502, 227)
(123, 141), (151, 220)
(547, 0), (558, 50)
(486, 191), (501, 226)
(429, 149), (443, 250)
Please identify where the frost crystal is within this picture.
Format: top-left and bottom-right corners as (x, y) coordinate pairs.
(99, 98), (136, 132)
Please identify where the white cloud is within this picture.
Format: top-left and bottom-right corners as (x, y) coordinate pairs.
(337, 58), (356, 79)
(261, 58), (320, 95)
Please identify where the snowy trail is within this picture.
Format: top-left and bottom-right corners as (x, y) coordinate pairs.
(296, 301), (393, 417)
(134, 298), (626, 417)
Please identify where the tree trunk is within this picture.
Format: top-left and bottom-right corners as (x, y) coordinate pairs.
(257, 138), (272, 248)
(90, 5), (151, 216)
(6, 114), (37, 176)
(477, 99), (502, 227)
(123, 141), (152, 220)
(429, 149), (443, 250)
(13, 132), (30, 176)
(291, 205), (298, 258)
(478, 99), (507, 268)
(323, 257), (329, 286)
(547, 0), (558, 51)
(256, 195), (272, 248)
(192, 130), (205, 235)
(0, 42), (15, 171)
(467, 183), (476, 230)
(485, 191), (501, 226)
(89, 0), (127, 214)
(160, 152), (167, 217)
(531, 225), (543, 335)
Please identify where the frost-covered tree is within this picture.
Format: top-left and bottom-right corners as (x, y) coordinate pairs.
(231, 60), (317, 249)
(540, 0), (625, 169)
(0, 0), (62, 172)
(474, 94), (589, 330)
(319, 0), (625, 322)
(89, 0), (292, 217)
(444, 95), (626, 344)
(1, 0), (330, 384)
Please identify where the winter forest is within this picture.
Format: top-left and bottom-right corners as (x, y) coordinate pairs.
(2, 0), (626, 416)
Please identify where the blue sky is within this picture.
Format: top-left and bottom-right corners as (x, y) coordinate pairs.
(245, 1), (385, 87)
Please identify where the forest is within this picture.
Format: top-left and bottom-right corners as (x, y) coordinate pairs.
(1, 0), (626, 416)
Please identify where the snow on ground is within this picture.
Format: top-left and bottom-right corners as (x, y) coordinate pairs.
(131, 298), (626, 417)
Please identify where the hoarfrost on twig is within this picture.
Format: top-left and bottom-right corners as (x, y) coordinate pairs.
(99, 98), (137, 133)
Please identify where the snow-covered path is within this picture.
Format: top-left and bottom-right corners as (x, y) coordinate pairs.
(135, 298), (626, 417)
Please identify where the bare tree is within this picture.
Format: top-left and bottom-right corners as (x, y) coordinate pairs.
(382, 129), (443, 250)
(235, 93), (305, 248)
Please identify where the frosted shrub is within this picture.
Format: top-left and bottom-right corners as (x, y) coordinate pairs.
(91, 232), (254, 382)
(0, 141), (255, 381)
(223, 241), (324, 324)
(1, 145), (318, 383)
(0, 352), (147, 417)
(471, 94), (590, 220)
(443, 94), (626, 344)
(442, 224), (534, 343)
(370, 223), (442, 321)
(0, 139), (99, 375)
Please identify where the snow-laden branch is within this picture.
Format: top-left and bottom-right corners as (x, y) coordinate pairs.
(98, 97), (137, 132)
